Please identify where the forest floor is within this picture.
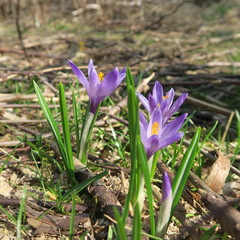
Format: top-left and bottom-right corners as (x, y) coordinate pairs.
(0, 0), (240, 239)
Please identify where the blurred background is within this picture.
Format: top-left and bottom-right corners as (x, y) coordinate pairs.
(1, 0), (240, 69)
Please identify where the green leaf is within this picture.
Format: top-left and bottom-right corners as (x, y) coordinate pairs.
(33, 81), (70, 182)
(132, 203), (142, 240)
(172, 127), (201, 212)
(59, 82), (74, 183)
(122, 68), (140, 222)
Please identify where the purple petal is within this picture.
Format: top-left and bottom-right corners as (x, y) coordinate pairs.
(97, 68), (119, 97)
(161, 88), (175, 112)
(153, 82), (163, 104)
(149, 94), (158, 113)
(139, 112), (149, 148)
(146, 135), (161, 158)
(155, 132), (184, 151)
(140, 122), (149, 149)
(88, 59), (100, 88)
(139, 111), (148, 130)
(162, 113), (187, 138)
(170, 93), (188, 113)
(119, 67), (126, 82)
(164, 93), (188, 122)
(147, 107), (162, 138)
(138, 93), (150, 112)
(89, 99), (101, 114)
(68, 59), (89, 92)
(162, 172), (172, 202)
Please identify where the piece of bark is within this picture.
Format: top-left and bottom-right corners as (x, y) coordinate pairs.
(201, 191), (240, 239)
(73, 157), (122, 219)
(205, 151), (230, 193)
(189, 172), (240, 239)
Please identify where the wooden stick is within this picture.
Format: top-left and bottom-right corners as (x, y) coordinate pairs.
(0, 65), (88, 83)
(221, 111), (235, 143)
(175, 91), (232, 116)
(0, 119), (47, 124)
(0, 103), (59, 108)
(0, 93), (55, 102)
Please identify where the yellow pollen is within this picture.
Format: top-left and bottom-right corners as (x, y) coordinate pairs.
(157, 103), (161, 107)
(163, 95), (169, 100)
(151, 122), (160, 135)
(98, 72), (105, 82)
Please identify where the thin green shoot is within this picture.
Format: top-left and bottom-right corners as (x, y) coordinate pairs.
(0, 145), (21, 174)
(196, 121), (218, 177)
(17, 185), (27, 240)
(108, 123), (127, 163)
(199, 224), (219, 240)
(113, 208), (128, 240)
(0, 205), (17, 225)
(72, 90), (81, 157)
(69, 195), (76, 239)
(31, 150), (47, 200)
(232, 110), (240, 164)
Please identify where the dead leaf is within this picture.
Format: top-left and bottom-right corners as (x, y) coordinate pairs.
(205, 151), (230, 193)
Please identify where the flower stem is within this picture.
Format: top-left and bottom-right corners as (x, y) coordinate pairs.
(78, 112), (94, 165)
(136, 155), (154, 212)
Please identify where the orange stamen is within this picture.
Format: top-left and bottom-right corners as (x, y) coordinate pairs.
(163, 95), (169, 100)
(98, 72), (104, 82)
(151, 122), (160, 135)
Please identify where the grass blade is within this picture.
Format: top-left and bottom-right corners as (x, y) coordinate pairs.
(61, 171), (108, 202)
(72, 90), (80, 157)
(69, 195), (76, 239)
(17, 185), (27, 240)
(114, 208), (128, 240)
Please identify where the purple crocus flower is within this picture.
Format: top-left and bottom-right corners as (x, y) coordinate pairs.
(68, 59), (126, 114)
(162, 172), (172, 203)
(156, 172), (173, 237)
(139, 107), (187, 159)
(138, 82), (188, 125)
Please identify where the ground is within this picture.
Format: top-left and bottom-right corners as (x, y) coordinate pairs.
(0, 0), (240, 239)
